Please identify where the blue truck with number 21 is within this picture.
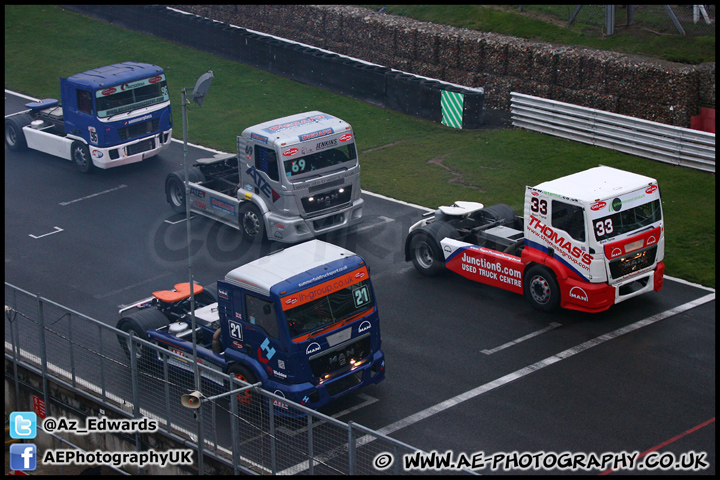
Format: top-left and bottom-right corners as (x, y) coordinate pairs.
(116, 240), (385, 411)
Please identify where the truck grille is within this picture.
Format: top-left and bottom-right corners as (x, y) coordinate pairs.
(301, 186), (352, 215)
(118, 119), (160, 141)
(127, 138), (156, 156)
(608, 245), (657, 280)
(308, 334), (371, 379)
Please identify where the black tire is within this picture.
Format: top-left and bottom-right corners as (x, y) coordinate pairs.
(116, 308), (169, 364)
(409, 233), (445, 276)
(227, 363), (259, 407)
(195, 283), (218, 307)
(239, 202), (265, 242)
(165, 174), (186, 213)
(165, 168), (205, 213)
(72, 142), (94, 173)
(481, 203), (518, 227)
(5, 115), (32, 152)
(524, 265), (561, 312)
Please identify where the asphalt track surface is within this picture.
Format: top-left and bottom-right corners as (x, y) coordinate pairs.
(5, 90), (715, 474)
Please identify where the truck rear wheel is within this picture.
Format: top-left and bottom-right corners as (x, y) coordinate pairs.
(227, 364), (258, 406)
(73, 142), (94, 173)
(524, 266), (560, 312)
(196, 283), (218, 306)
(5, 115), (32, 151)
(239, 203), (265, 242)
(116, 308), (169, 364)
(165, 168), (205, 213)
(410, 233), (444, 276)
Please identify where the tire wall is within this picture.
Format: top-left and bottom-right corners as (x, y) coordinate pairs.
(61, 5), (714, 129)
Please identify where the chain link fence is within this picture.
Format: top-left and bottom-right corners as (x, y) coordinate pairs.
(5, 282), (471, 475)
(517, 5), (715, 36)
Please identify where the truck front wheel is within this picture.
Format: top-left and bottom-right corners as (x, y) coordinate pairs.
(524, 266), (560, 312)
(239, 203), (265, 242)
(5, 115), (32, 152)
(227, 364), (258, 406)
(410, 233), (444, 276)
(73, 142), (94, 173)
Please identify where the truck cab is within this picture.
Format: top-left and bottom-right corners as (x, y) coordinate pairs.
(5, 62), (172, 172)
(216, 240), (384, 410)
(524, 166), (664, 311)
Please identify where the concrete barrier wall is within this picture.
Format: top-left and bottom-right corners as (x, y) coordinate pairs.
(61, 5), (487, 128)
(172, 4), (715, 129)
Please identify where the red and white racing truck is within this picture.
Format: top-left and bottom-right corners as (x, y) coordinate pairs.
(405, 166), (665, 313)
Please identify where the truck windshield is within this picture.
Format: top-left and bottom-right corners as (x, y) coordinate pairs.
(283, 276), (373, 339)
(95, 74), (169, 118)
(593, 199), (662, 242)
(284, 143), (357, 178)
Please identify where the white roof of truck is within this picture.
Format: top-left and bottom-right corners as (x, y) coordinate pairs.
(532, 166), (658, 202)
(242, 111), (351, 147)
(224, 239), (356, 297)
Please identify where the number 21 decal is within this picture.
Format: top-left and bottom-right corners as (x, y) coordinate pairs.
(352, 285), (370, 308)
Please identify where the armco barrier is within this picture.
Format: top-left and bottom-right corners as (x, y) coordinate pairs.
(60, 4), (485, 129)
(511, 92), (715, 173)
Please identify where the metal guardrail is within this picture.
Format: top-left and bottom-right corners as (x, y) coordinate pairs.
(4, 282), (471, 475)
(511, 92), (715, 173)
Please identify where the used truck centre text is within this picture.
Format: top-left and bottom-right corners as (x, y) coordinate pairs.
(405, 166), (665, 313)
(116, 240), (385, 411)
(165, 111), (364, 242)
(4, 62), (173, 173)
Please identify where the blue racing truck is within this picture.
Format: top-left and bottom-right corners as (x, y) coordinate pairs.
(5, 62), (172, 173)
(116, 240), (385, 411)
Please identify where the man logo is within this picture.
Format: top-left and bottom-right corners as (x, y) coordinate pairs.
(569, 286), (589, 302)
(358, 320), (372, 333)
(306, 342), (321, 355)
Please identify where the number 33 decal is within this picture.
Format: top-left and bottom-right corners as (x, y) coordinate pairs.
(530, 198), (547, 215)
(595, 219), (614, 236)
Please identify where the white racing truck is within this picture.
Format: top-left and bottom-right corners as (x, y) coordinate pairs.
(165, 111), (363, 242)
(405, 166), (665, 313)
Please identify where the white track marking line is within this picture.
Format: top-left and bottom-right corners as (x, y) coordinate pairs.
(29, 227), (63, 239)
(353, 216), (394, 234)
(59, 184), (127, 206)
(481, 322), (562, 355)
(164, 215), (197, 225)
